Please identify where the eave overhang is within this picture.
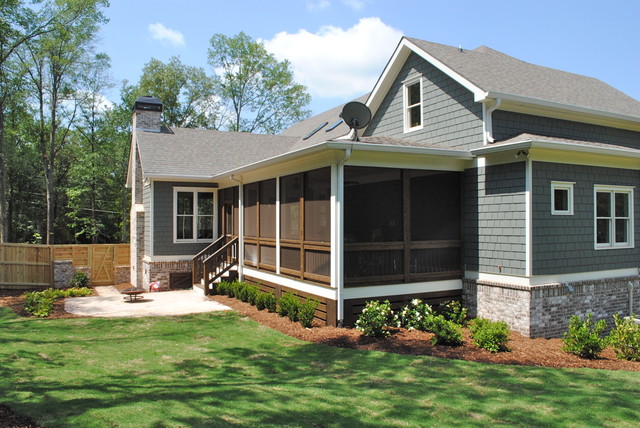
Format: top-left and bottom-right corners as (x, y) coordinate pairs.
(471, 138), (640, 159)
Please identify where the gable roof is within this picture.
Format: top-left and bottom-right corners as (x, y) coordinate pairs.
(367, 37), (640, 132)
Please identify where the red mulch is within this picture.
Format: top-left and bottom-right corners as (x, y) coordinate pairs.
(1, 287), (639, 427)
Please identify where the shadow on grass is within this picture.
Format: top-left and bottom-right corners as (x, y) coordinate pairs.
(1, 309), (639, 427)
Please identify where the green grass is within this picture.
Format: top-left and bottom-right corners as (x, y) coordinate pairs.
(1, 307), (639, 427)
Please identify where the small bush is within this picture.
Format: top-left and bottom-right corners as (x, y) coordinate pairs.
(562, 313), (607, 359)
(298, 298), (319, 328)
(262, 292), (277, 313)
(608, 313), (640, 361)
(246, 285), (259, 306)
(394, 299), (433, 331)
(430, 315), (463, 346)
(214, 281), (229, 296)
(355, 300), (393, 337)
(278, 292), (301, 322)
(69, 271), (90, 288)
(235, 282), (250, 302)
(23, 287), (91, 317)
(469, 318), (511, 353)
(438, 300), (467, 325)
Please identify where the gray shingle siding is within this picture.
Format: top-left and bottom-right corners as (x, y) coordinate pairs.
(465, 163), (527, 275)
(153, 181), (216, 256)
(365, 52), (484, 150)
(532, 162), (640, 274)
(493, 111), (640, 149)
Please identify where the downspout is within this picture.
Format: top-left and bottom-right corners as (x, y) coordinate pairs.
(230, 174), (243, 280)
(335, 146), (352, 327)
(483, 98), (502, 144)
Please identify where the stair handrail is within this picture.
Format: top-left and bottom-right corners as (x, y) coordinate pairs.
(192, 235), (227, 287)
(201, 237), (239, 294)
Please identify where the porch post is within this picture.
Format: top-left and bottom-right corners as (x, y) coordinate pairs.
(331, 156), (347, 325)
(234, 177), (244, 280)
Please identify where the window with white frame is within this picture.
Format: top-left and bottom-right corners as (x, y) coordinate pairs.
(174, 188), (215, 242)
(404, 78), (423, 132)
(594, 185), (634, 249)
(551, 181), (574, 215)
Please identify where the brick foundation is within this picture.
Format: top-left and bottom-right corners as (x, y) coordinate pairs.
(142, 260), (192, 290)
(463, 276), (640, 338)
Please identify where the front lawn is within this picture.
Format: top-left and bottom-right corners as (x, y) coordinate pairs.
(1, 307), (639, 427)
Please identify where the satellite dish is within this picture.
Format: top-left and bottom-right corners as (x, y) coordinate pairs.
(340, 101), (371, 141)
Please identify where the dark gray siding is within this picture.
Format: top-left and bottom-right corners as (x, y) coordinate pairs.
(493, 111), (640, 149)
(465, 162), (527, 275)
(143, 184), (151, 256)
(365, 52), (484, 150)
(532, 162), (640, 274)
(153, 181), (216, 256)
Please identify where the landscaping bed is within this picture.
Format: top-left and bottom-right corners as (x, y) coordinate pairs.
(1, 288), (638, 372)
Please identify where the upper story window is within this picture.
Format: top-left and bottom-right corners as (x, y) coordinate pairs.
(551, 181), (574, 215)
(174, 188), (215, 243)
(404, 78), (423, 132)
(594, 185), (634, 249)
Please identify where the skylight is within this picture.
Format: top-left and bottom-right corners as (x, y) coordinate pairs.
(326, 120), (343, 132)
(303, 122), (328, 140)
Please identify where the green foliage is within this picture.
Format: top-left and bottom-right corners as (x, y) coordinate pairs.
(438, 300), (467, 325)
(394, 299), (433, 331)
(255, 291), (277, 313)
(469, 318), (511, 353)
(430, 315), (464, 346)
(69, 271), (90, 288)
(208, 31), (311, 134)
(355, 300), (393, 337)
(278, 292), (301, 322)
(562, 313), (608, 359)
(23, 286), (91, 317)
(608, 313), (640, 361)
(215, 281), (230, 296)
(298, 298), (319, 329)
(246, 285), (259, 306)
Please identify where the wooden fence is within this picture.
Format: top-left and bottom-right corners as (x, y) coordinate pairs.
(0, 243), (130, 289)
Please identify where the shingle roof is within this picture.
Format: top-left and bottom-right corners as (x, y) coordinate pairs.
(495, 132), (640, 153)
(136, 127), (297, 178)
(407, 38), (640, 120)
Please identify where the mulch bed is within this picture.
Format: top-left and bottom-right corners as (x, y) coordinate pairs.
(1, 287), (638, 427)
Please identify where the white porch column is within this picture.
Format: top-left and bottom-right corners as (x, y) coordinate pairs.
(331, 159), (346, 325)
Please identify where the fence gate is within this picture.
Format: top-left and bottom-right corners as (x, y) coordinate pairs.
(91, 245), (115, 285)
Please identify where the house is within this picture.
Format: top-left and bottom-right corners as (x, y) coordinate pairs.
(127, 37), (640, 338)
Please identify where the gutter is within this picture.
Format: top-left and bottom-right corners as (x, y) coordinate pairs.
(471, 139), (640, 159)
(483, 98), (501, 144)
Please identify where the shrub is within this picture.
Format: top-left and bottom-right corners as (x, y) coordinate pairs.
(298, 298), (319, 328)
(278, 292), (301, 322)
(438, 300), (467, 325)
(246, 285), (259, 306)
(355, 300), (393, 337)
(608, 313), (640, 361)
(562, 313), (607, 359)
(214, 281), (229, 296)
(235, 282), (250, 302)
(262, 292), (277, 313)
(469, 318), (511, 353)
(394, 299), (433, 331)
(430, 315), (463, 346)
(69, 271), (90, 288)
(23, 287), (91, 317)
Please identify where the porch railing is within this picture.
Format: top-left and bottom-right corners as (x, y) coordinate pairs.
(192, 236), (238, 294)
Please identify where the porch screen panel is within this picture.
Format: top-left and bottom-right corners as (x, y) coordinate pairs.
(259, 179), (276, 239)
(305, 249), (331, 277)
(410, 171), (461, 241)
(344, 167), (402, 243)
(280, 173), (303, 240)
(280, 246), (300, 271)
(409, 247), (461, 274)
(243, 183), (258, 237)
(304, 167), (331, 243)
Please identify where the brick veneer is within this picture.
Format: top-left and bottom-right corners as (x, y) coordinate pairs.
(142, 260), (192, 290)
(463, 276), (640, 338)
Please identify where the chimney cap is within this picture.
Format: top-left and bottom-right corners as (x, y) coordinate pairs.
(133, 96), (163, 112)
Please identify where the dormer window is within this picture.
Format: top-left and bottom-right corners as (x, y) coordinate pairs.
(404, 78), (423, 132)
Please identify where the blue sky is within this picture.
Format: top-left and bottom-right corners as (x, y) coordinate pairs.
(98, 0), (640, 116)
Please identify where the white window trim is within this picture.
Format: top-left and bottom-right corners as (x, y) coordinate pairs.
(403, 77), (423, 133)
(173, 187), (217, 244)
(593, 185), (634, 250)
(551, 181), (574, 215)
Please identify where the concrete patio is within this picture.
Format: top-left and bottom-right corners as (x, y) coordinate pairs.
(65, 286), (231, 317)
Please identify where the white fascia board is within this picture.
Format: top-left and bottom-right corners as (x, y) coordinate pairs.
(125, 135), (139, 189)
(471, 139), (640, 159)
(467, 268), (639, 287)
(325, 141), (474, 159)
(145, 174), (218, 182)
(481, 91), (640, 126)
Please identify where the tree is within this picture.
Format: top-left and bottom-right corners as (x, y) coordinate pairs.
(137, 56), (218, 128)
(207, 32), (311, 134)
(19, 0), (108, 244)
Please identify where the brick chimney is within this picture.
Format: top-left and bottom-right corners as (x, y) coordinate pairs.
(132, 96), (163, 132)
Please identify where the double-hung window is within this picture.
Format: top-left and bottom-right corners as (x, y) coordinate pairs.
(404, 78), (423, 132)
(174, 188), (215, 243)
(594, 185), (634, 249)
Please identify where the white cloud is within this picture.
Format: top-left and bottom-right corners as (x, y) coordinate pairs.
(262, 17), (403, 99)
(306, 0), (331, 11)
(148, 22), (185, 47)
(341, 0), (368, 11)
